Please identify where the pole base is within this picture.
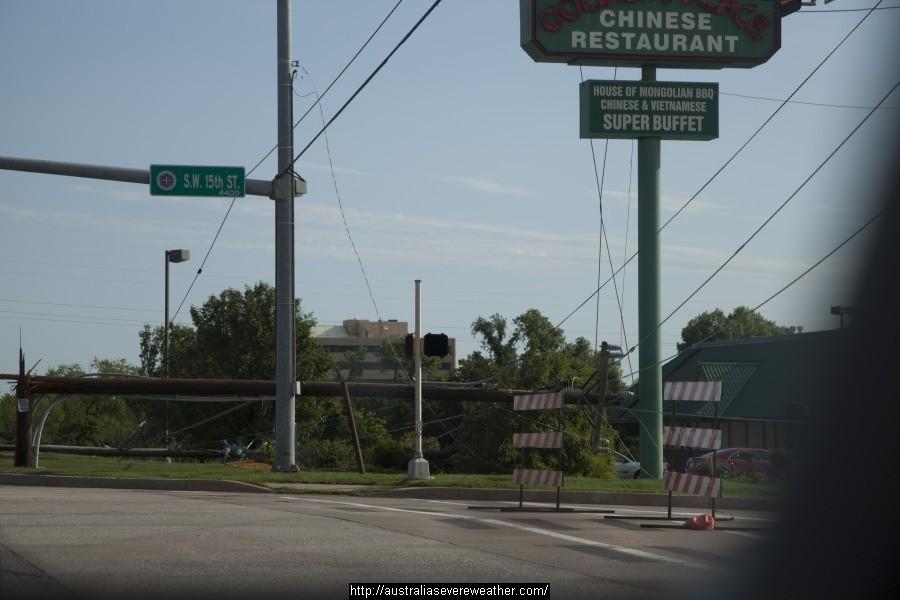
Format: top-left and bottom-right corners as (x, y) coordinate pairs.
(271, 464), (300, 473)
(406, 457), (431, 480)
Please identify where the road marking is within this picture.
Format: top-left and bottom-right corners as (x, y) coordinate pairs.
(490, 500), (774, 522)
(423, 499), (471, 507)
(280, 496), (697, 566)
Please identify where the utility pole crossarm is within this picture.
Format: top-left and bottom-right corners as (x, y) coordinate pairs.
(0, 155), (275, 198)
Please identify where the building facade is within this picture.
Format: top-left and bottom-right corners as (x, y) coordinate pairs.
(313, 319), (456, 382)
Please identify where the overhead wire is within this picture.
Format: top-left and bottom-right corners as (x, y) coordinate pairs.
(580, 65), (634, 382)
(169, 0), (408, 324)
(616, 206), (887, 382)
(618, 78), (900, 361)
(283, 0), (443, 173)
(552, 0), (885, 332)
(294, 65), (412, 382)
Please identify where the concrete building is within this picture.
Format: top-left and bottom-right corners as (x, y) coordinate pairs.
(313, 319), (456, 382)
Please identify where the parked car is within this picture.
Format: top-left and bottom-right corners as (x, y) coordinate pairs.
(614, 451), (641, 479)
(685, 447), (782, 479)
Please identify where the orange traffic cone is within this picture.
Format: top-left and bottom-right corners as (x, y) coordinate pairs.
(684, 514), (715, 530)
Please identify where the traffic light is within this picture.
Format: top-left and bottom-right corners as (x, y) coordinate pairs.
(404, 333), (414, 358)
(423, 333), (449, 358)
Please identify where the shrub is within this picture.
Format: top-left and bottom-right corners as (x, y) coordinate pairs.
(309, 438), (354, 470)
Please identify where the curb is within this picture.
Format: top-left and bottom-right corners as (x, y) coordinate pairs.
(0, 474), (779, 511)
(363, 486), (780, 512)
(0, 473), (271, 494)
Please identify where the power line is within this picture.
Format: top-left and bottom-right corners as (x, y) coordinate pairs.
(617, 206), (887, 381)
(800, 5), (900, 12)
(721, 90), (900, 110)
(249, 0), (405, 176)
(295, 70), (414, 383)
(580, 65), (634, 381)
(552, 0), (885, 332)
(619, 78), (899, 361)
(169, 1), (407, 325)
(284, 0), (443, 172)
(0, 298), (157, 313)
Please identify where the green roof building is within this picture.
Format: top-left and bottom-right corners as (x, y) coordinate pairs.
(611, 329), (843, 451)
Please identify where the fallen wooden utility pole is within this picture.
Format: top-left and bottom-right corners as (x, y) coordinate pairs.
(0, 374), (608, 405)
(0, 444), (223, 460)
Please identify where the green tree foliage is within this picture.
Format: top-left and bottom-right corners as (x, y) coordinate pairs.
(677, 306), (794, 351)
(0, 359), (151, 448)
(446, 309), (619, 477)
(137, 282), (333, 447)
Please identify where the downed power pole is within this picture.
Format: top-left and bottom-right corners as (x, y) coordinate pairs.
(0, 374), (609, 405)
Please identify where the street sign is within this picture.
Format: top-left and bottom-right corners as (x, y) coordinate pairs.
(150, 165), (245, 197)
(520, 0), (781, 68)
(580, 80), (719, 140)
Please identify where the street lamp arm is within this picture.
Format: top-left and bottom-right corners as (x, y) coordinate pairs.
(0, 155), (274, 198)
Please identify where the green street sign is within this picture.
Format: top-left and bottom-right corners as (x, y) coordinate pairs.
(150, 165), (245, 197)
(520, 0), (781, 68)
(580, 80), (719, 140)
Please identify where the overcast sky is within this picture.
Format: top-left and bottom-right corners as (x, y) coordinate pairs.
(1, 0), (898, 377)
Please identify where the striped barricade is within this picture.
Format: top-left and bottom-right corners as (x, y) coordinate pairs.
(663, 426), (722, 450)
(663, 381), (722, 403)
(513, 468), (564, 488)
(664, 471), (721, 498)
(513, 391), (564, 411)
(513, 431), (563, 449)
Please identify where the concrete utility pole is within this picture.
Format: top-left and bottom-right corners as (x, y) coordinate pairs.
(407, 279), (430, 479)
(637, 66), (664, 480)
(272, 0), (299, 472)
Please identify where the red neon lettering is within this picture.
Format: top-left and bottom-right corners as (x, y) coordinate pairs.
(558, 0), (580, 21)
(746, 15), (769, 40)
(699, 0), (760, 30)
(572, 0), (595, 12)
(540, 6), (562, 31)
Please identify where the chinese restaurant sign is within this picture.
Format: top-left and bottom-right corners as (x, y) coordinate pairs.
(520, 0), (781, 68)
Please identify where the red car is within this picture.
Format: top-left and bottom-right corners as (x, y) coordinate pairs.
(685, 447), (782, 479)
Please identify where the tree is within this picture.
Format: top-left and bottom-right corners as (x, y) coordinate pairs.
(137, 282), (334, 446)
(447, 308), (619, 477)
(677, 306), (794, 351)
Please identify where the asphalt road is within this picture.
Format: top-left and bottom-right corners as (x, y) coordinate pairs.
(0, 485), (774, 600)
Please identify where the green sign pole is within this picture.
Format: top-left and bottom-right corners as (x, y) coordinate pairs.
(637, 65), (663, 480)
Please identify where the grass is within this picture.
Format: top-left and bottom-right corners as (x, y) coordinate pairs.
(0, 452), (781, 498)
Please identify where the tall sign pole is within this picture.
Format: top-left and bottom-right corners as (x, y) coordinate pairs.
(273, 0), (299, 472)
(636, 65), (663, 479)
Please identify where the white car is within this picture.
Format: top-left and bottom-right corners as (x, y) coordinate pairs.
(614, 451), (641, 479)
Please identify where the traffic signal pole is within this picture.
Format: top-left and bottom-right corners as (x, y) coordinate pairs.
(407, 279), (431, 479)
(637, 66), (664, 480)
(272, 0), (299, 472)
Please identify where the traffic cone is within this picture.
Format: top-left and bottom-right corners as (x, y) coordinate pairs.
(684, 514), (715, 530)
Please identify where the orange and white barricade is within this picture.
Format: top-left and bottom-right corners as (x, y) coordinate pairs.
(512, 391), (565, 511)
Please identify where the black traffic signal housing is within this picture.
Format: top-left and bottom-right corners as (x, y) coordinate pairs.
(423, 333), (449, 358)
(404, 333), (449, 358)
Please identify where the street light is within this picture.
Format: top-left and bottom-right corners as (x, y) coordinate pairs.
(830, 305), (855, 329)
(164, 249), (190, 377)
(164, 249), (189, 458)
